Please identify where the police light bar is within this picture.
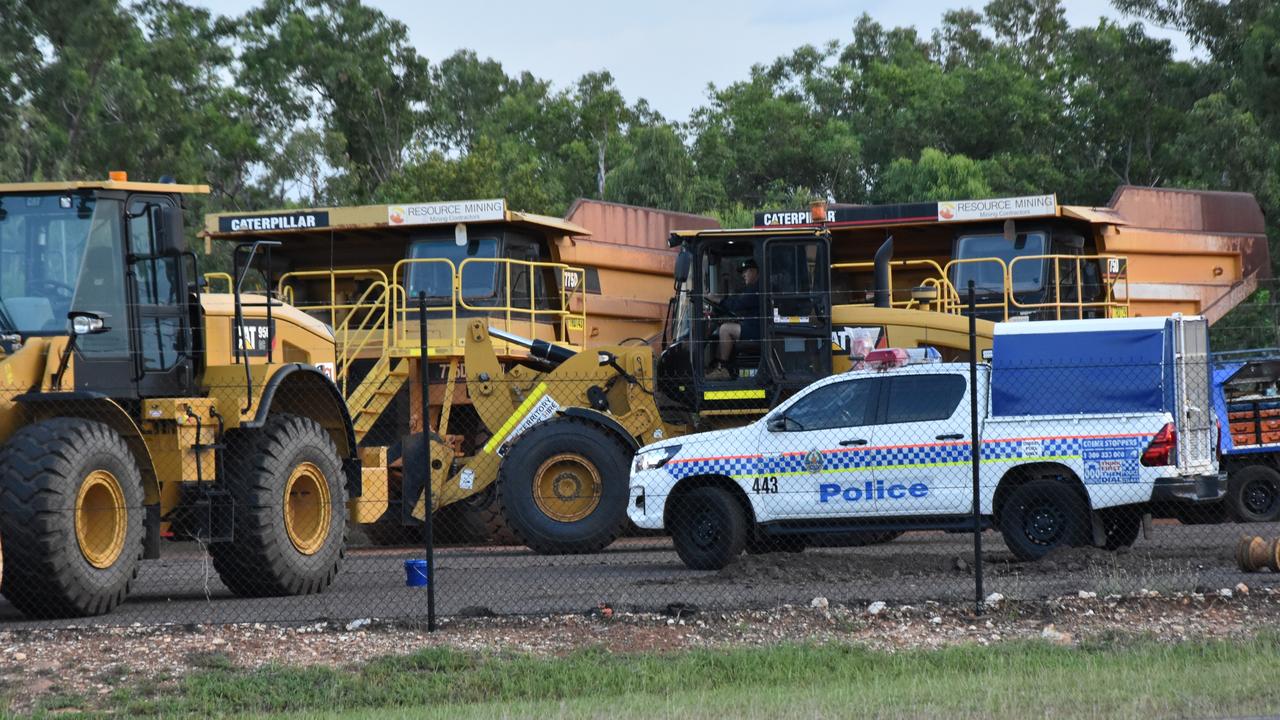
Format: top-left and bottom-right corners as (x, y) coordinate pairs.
(864, 348), (910, 370)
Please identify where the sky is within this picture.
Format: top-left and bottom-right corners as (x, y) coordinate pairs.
(195, 0), (1194, 122)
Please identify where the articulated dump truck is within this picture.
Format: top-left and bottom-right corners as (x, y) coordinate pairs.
(0, 176), (362, 618)
(206, 188), (1269, 557)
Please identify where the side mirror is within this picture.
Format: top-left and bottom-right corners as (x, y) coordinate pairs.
(157, 205), (187, 252)
(766, 416), (787, 432)
(68, 311), (110, 336)
(674, 248), (692, 285)
(597, 350), (617, 367)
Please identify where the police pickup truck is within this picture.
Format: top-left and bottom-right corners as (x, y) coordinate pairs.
(628, 317), (1224, 569)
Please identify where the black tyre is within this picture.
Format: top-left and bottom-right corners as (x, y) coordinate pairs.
(670, 486), (749, 570)
(998, 479), (1090, 562)
(210, 414), (347, 596)
(745, 533), (806, 554)
(1227, 465), (1280, 523)
(0, 418), (144, 618)
(1099, 506), (1141, 550)
(446, 485), (520, 545)
(497, 417), (630, 554)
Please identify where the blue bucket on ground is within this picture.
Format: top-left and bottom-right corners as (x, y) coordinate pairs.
(404, 559), (429, 587)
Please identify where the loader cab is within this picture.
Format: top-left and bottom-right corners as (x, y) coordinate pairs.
(950, 222), (1102, 321)
(0, 178), (205, 399)
(657, 230), (832, 418)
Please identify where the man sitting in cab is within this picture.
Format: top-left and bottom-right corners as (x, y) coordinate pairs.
(707, 257), (760, 381)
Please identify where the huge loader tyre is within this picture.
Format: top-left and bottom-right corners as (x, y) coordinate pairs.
(497, 418), (630, 555)
(434, 485), (521, 545)
(210, 414), (347, 597)
(0, 418), (144, 618)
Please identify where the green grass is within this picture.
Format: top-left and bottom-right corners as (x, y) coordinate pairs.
(19, 635), (1280, 719)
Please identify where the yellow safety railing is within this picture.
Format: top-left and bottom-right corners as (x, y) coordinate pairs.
(204, 272), (233, 293)
(832, 259), (958, 311)
(943, 257), (1012, 318)
(1008, 254), (1129, 320)
(831, 254), (1130, 320)
(389, 258), (460, 355)
(278, 269), (392, 391)
(456, 258), (588, 349)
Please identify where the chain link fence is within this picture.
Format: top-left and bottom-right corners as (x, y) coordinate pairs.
(2, 328), (1277, 629)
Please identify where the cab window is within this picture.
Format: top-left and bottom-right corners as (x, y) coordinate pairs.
(882, 374), (966, 424)
(779, 378), (879, 431)
(406, 234), (498, 301)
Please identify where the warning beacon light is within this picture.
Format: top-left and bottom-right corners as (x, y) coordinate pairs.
(864, 348), (910, 370)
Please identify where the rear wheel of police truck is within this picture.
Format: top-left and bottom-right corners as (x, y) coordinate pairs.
(497, 417), (631, 554)
(0, 418), (145, 618)
(998, 479), (1090, 561)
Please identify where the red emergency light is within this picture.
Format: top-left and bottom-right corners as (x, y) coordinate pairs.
(864, 348), (910, 370)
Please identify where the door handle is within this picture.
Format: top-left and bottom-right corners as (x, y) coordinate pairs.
(936, 433), (965, 441)
(839, 438), (868, 447)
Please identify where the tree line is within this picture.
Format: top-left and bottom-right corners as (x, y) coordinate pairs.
(2, 0), (1279, 341)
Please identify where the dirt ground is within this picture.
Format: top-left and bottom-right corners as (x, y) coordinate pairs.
(2, 586), (1279, 714)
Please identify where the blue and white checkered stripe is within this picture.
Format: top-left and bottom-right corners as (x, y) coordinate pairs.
(665, 434), (1153, 480)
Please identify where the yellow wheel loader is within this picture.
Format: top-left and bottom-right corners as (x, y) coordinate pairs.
(0, 176), (361, 618)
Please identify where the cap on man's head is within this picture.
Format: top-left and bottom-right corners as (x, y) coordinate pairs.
(737, 258), (758, 272)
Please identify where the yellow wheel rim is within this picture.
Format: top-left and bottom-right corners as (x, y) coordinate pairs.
(76, 469), (127, 569)
(284, 462), (331, 555)
(532, 454), (602, 523)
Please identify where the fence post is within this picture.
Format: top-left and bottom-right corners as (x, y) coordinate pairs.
(417, 291), (437, 632)
(969, 280), (984, 615)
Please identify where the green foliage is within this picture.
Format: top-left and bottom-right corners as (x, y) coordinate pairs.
(64, 635), (1280, 718)
(3, 0), (1280, 326)
(873, 148), (993, 203)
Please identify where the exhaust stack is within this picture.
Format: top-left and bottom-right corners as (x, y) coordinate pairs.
(873, 236), (894, 309)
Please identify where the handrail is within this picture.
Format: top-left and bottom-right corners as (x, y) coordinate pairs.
(331, 280), (390, 394)
(277, 268), (390, 333)
(276, 268), (395, 390)
(1007, 254), (1129, 320)
(942, 257), (1011, 320)
(389, 258), (461, 354)
(829, 260), (952, 308)
(456, 258), (588, 348)
(831, 254), (1129, 320)
(203, 272), (234, 294)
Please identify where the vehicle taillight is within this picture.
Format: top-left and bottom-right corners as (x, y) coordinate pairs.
(1141, 422), (1177, 467)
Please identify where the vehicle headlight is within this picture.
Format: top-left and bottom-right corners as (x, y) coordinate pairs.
(633, 445), (681, 473)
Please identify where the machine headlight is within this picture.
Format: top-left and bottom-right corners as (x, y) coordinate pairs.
(633, 445), (681, 473)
